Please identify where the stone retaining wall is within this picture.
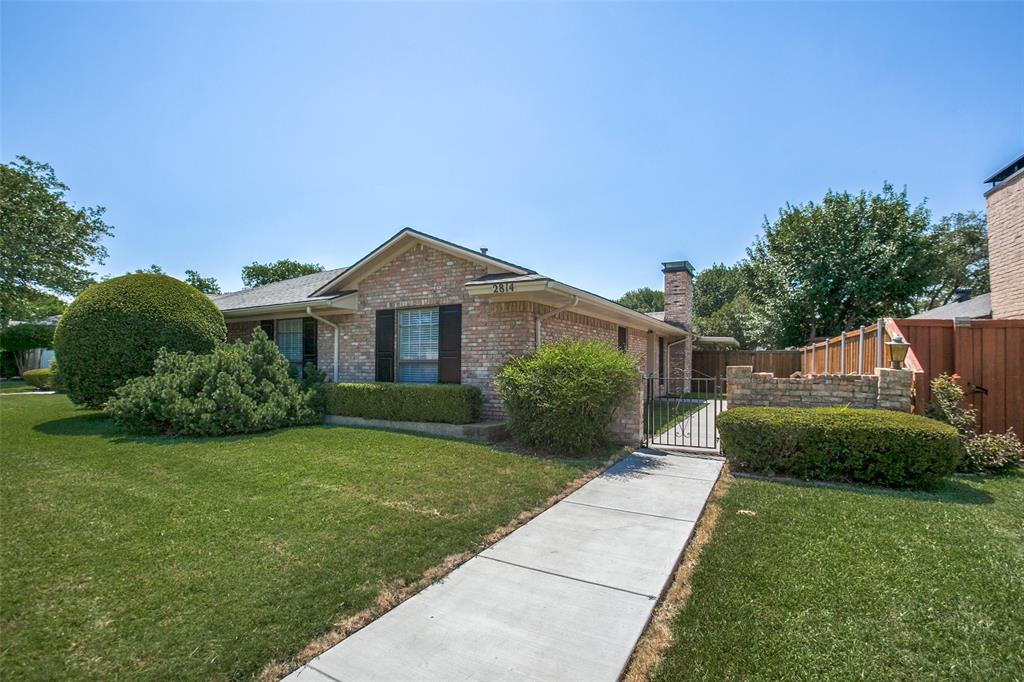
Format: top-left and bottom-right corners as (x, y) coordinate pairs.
(726, 365), (913, 412)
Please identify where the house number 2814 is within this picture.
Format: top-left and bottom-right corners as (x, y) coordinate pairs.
(492, 282), (515, 293)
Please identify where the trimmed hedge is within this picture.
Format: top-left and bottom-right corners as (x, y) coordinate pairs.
(22, 368), (53, 390)
(718, 406), (961, 488)
(54, 274), (226, 407)
(323, 382), (482, 425)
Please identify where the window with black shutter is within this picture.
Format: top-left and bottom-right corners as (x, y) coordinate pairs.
(375, 309), (396, 382)
(617, 326), (628, 352)
(260, 319), (274, 341)
(438, 304), (462, 384)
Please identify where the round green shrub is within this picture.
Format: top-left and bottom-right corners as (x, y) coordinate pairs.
(495, 339), (640, 455)
(21, 368), (53, 390)
(718, 406), (961, 488)
(54, 274), (226, 407)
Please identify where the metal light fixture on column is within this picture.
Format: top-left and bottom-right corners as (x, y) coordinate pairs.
(886, 335), (910, 370)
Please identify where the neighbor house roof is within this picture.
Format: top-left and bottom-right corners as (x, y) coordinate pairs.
(210, 267), (348, 313)
(984, 153), (1024, 185)
(907, 293), (992, 320)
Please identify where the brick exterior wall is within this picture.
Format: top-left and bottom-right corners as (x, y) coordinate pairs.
(985, 170), (1024, 319)
(226, 320), (261, 342)
(726, 365), (913, 412)
(224, 243), (653, 443)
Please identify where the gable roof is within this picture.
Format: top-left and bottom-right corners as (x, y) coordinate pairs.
(310, 227), (534, 296)
(210, 267), (348, 313)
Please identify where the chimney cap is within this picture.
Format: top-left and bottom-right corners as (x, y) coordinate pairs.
(662, 260), (695, 275)
(953, 287), (972, 302)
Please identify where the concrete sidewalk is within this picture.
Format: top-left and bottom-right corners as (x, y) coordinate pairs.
(285, 450), (723, 682)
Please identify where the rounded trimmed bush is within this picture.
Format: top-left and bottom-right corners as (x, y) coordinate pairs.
(22, 368), (53, 390)
(495, 339), (641, 455)
(718, 406), (961, 488)
(54, 274), (226, 407)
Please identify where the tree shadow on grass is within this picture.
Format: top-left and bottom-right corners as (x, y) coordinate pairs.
(32, 412), (284, 447)
(734, 471), (997, 506)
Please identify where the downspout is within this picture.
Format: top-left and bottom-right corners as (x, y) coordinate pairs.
(307, 306), (339, 383)
(535, 296), (579, 349)
(666, 335), (688, 382)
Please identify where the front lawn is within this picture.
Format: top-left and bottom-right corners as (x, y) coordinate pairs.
(653, 471), (1024, 680)
(0, 379), (33, 393)
(0, 395), (598, 681)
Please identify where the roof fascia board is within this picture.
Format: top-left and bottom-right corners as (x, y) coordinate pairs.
(545, 281), (688, 336)
(312, 228), (530, 296)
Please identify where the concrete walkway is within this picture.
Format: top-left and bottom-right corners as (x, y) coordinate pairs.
(285, 450), (723, 682)
(660, 399), (726, 451)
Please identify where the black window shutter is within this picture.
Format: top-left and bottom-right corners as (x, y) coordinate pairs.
(618, 326), (628, 352)
(260, 319), (274, 341)
(438, 304), (462, 384)
(302, 317), (318, 370)
(375, 309), (395, 382)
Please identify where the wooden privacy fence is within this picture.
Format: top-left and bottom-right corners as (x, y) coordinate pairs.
(798, 317), (1023, 438)
(895, 318), (1023, 438)
(693, 350), (802, 379)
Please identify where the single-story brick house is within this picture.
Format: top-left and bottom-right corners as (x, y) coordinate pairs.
(211, 228), (694, 423)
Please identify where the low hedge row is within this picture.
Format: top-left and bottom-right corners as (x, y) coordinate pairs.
(22, 368), (53, 390)
(323, 382), (483, 425)
(718, 406), (961, 488)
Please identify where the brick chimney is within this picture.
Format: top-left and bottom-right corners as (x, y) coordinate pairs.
(662, 261), (694, 328)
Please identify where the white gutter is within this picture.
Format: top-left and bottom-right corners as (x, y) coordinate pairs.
(307, 306), (339, 383)
(535, 295), (579, 349)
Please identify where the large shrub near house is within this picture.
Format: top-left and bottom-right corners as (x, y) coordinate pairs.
(105, 329), (320, 436)
(54, 274), (226, 407)
(324, 382), (482, 424)
(495, 339), (640, 455)
(718, 406), (960, 488)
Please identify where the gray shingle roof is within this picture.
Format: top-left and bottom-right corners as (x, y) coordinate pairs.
(210, 267), (349, 312)
(907, 293), (992, 320)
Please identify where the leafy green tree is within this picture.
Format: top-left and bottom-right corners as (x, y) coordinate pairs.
(3, 290), (66, 323)
(745, 183), (934, 347)
(0, 323), (55, 375)
(184, 269), (221, 294)
(693, 293), (754, 349)
(692, 263), (745, 318)
(132, 264), (165, 274)
(912, 211), (989, 313)
(0, 156), (113, 327)
(616, 287), (664, 313)
(241, 259), (323, 288)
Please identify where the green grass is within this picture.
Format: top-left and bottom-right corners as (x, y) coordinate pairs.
(0, 379), (34, 393)
(653, 472), (1024, 681)
(645, 398), (706, 436)
(0, 395), (597, 681)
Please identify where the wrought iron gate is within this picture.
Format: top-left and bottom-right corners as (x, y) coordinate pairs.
(643, 374), (725, 450)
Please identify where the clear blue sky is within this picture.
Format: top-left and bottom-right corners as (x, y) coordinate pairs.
(3, 1), (1022, 298)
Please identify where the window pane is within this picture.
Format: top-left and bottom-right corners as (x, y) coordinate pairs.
(398, 362), (439, 383)
(398, 308), (438, 361)
(276, 319), (303, 362)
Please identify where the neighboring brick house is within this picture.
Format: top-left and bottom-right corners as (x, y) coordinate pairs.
(984, 154), (1024, 320)
(211, 229), (693, 426)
